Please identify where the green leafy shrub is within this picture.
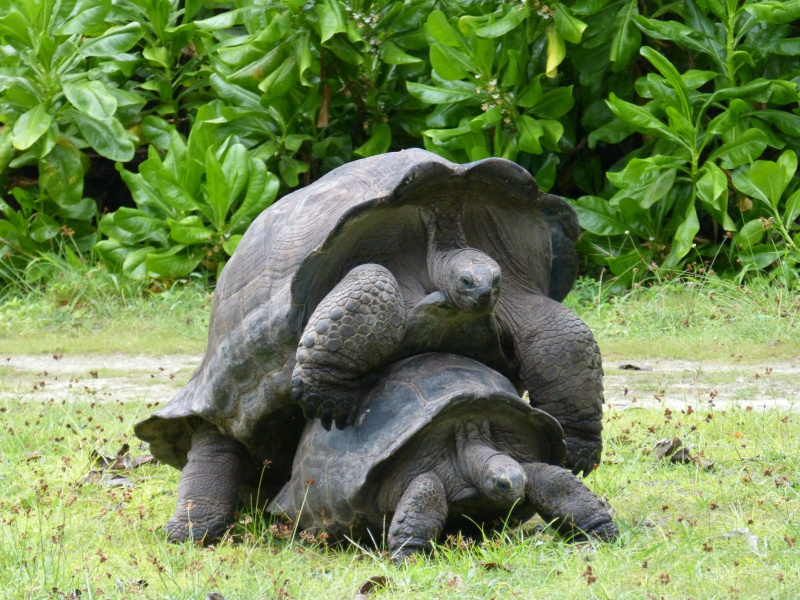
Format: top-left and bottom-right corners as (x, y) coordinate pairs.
(96, 104), (279, 280)
(1, 0), (799, 291)
(574, 0), (800, 289)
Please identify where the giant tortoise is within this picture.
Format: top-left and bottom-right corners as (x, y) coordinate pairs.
(134, 148), (604, 543)
(272, 353), (617, 560)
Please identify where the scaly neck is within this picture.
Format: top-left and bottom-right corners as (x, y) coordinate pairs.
(425, 203), (467, 284)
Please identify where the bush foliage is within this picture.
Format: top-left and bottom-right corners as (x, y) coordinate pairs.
(0, 0), (798, 291)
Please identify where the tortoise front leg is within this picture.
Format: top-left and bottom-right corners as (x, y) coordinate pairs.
(522, 462), (617, 542)
(165, 425), (245, 544)
(499, 292), (604, 475)
(292, 264), (406, 430)
(388, 472), (448, 562)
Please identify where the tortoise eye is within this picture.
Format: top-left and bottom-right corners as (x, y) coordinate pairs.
(460, 275), (473, 287)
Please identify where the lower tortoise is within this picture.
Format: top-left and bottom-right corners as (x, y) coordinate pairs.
(272, 353), (617, 560)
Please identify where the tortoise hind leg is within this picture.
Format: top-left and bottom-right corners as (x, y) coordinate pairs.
(388, 472), (448, 562)
(522, 462), (617, 541)
(165, 425), (245, 544)
(292, 264), (406, 430)
(499, 292), (604, 475)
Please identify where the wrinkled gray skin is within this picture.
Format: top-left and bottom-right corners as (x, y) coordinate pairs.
(135, 150), (605, 544)
(274, 354), (616, 562)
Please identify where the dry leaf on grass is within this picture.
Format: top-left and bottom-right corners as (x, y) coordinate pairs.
(85, 443), (156, 486)
(479, 562), (512, 572)
(653, 437), (682, 461)
(356, 575), (389, 599)
(618, 363), (653, 371)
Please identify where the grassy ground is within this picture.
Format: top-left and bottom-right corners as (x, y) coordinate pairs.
(1, 274), (799, 599)
(1, 272), (797, 360)
(2, 397), (798, 599)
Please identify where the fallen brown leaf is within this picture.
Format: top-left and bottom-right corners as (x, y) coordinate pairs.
(356, 576), (389, 599)
(479, 562), (512, 572)
(669, 447), (693, 464)
(653, 437), (682, 461)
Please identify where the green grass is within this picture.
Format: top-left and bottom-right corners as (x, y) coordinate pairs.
(2, 397), (798, 599)
(2, 273), (797, 360)
(0, 268), (209, 355)
(1, 275), (798, 598)
(566, 276), (800, 363)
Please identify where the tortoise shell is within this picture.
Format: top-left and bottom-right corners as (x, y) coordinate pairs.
(270, 353), (566, 538)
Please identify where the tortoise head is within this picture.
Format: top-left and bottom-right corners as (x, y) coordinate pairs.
(456, 420), (526, 508)
(478, 453), (526, 507)
(440, 249), (501, 314)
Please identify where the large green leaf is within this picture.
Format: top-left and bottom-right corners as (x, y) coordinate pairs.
(783, 189), (800, 224)
(122, 246), (157, 279)
(475, 6), (529, 38)
(641, 168), (676, 209)
(258, 56), (298, 100)
(80, 22), (144, 56)
(154, 169), (198, 212)
(553, 3), (587, 44)
(70, 111), (135, 161)
(169, 216), (214, 245)
(427, 11), (462, 47)
(574, 196), (628, 235)
(640, 47), (690, 116)
(517, 116), (544, 154)
(706, 99), (746, 135)
(57, 0), (111, 35)
(278, 156), (309, 187)
(28, 213), (59, 243)
(747, 151), (796, 208)
(735, 219), (765, 249)
(753, 110), (800, 136)
(609, 0), (641, 71)
(63, 80), (118, 119)
(745, 0), (800, 24)
(228, 159), (278, 233)
(407, 82), (475, 104)
(380, 41), (422, 65)
(606, 94), (684, 146)
(354, 124), (391, 158)
(114, 207), (166, 240)
(317, 2), (347, 43)
(429, 44), (470, 80)
(545, 24), (565, 78)
(696, 163), (736, 230)
(532, 86), (574, 119)
(38, 139), (84, 207)
(664, 206), (699, 267)
(708, 129), (768, 167)
(146, 246), (204, 279)
(205, 147), (230, 230)
(738, 245), (781, 270)
(12, 104), (52, 151)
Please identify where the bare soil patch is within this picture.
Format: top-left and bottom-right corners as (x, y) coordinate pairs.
(2, 353), (798, 411)
(604, 356), (800, 412)
(0, 354), (199, 405)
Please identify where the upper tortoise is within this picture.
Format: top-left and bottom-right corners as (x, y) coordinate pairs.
(134, 148), (605, 543)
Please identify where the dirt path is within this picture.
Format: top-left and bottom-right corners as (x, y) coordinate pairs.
(2, 353), (798, 411)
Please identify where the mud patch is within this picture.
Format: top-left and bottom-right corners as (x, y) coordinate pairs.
(1, 354), (798, 412)
(0, 354), (200, 405)
(604, 357), (800, 412)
